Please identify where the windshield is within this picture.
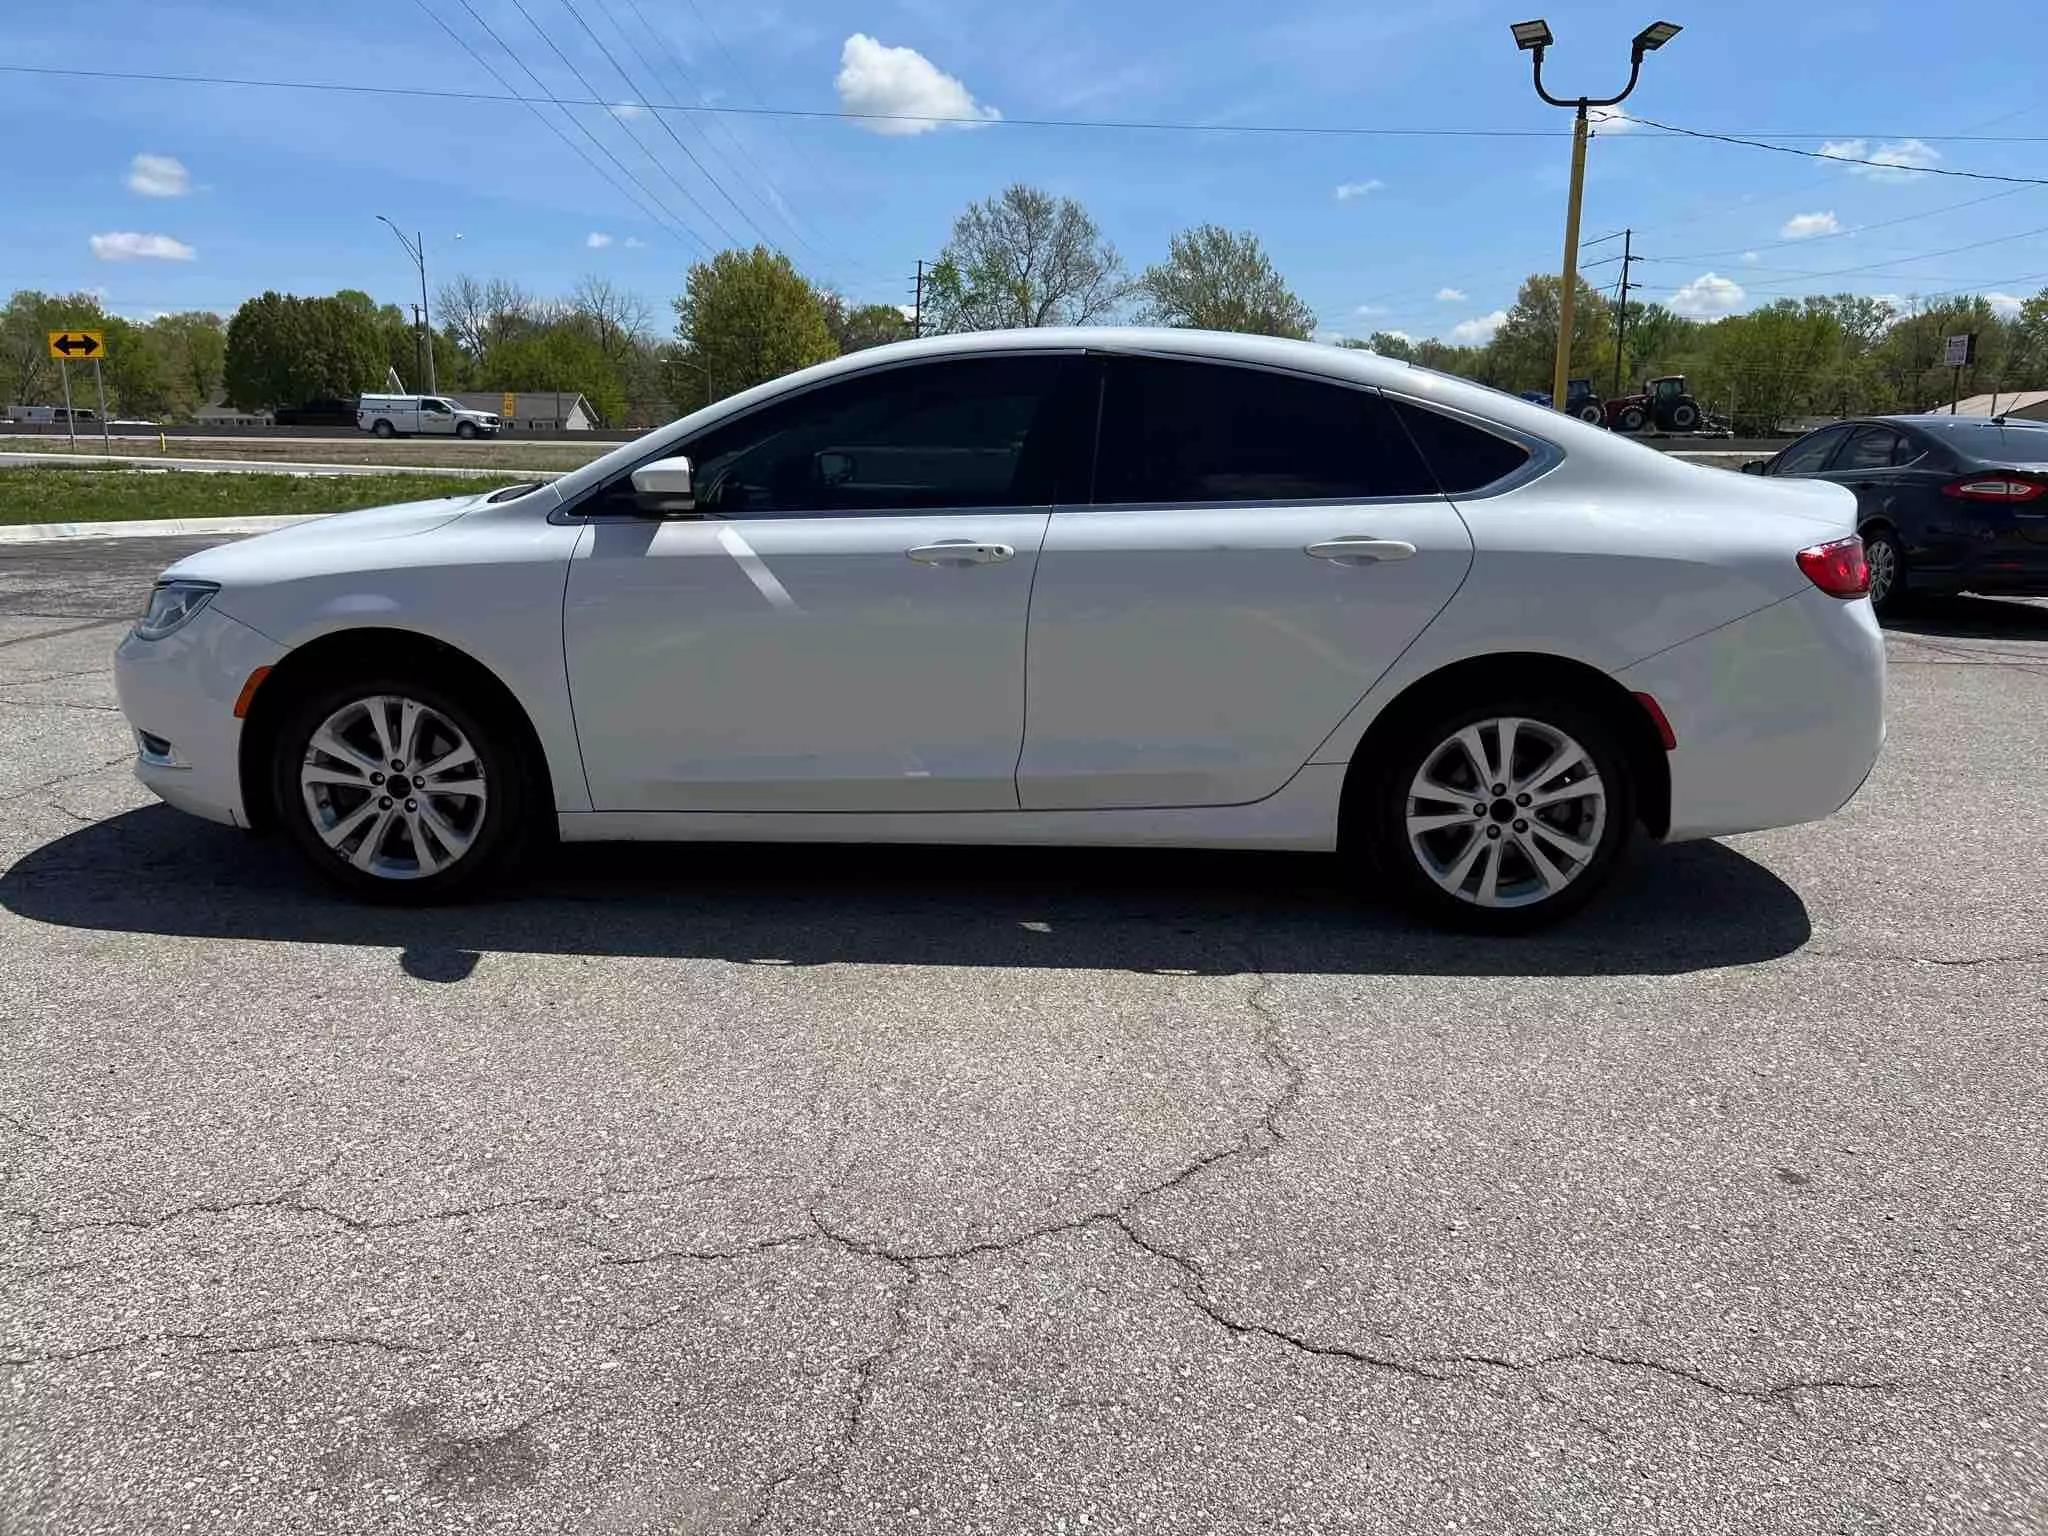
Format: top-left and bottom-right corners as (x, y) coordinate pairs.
(1913, 418), (2048, 460)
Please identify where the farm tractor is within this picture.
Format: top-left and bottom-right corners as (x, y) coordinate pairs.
(1603, 375), (1704, 434)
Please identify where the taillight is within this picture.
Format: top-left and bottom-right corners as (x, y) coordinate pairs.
(1942, 475), (2047, 502)
(1796, 536), (1871, 598)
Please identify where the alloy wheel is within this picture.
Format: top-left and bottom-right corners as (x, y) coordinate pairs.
(299, 694), (488, 880)
(1866, 537), (1897, 608)
(1404, 716), (1608, 909)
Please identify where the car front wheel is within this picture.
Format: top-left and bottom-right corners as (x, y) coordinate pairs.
(456, 421), (477, 439)
(1364, 696), (1633, 931)
(271, 675), (530, 902)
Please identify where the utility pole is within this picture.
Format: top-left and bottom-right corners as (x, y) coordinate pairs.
(412, 304), (429, 394)
(1612, 228), (1637, 399)
(913, 259), (925, 339)
(377, 217), (436, 394)
(1512, 19), (1683, 412)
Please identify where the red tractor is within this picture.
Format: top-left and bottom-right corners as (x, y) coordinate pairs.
(1604, 375), (1704, 434)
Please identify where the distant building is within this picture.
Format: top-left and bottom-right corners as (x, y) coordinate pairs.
(192, 400), (273, 428)
(453, 391), (601, 431)
(1931, 391), (2048, 423)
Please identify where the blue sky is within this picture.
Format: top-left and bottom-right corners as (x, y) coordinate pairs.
(6, 0), (2048, 345)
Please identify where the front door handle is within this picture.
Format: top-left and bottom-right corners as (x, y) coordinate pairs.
(1305, 537), (1418, 564)
(906, 541), (1015, 566)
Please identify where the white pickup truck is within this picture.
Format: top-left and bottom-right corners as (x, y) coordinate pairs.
(356, 394), (500, 439)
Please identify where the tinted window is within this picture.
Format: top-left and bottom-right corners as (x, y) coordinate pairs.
(1387, 400), (1533, 494)
(1094, 357), (1437, 504)
(663, 357), (1074, 516)
(1910, 418), (2048, 461)
(1773, 425), (1850, 475)
(1838, 427), (1901, 471)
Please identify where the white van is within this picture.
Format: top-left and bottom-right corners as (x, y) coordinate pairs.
(356, 394), (500, 439)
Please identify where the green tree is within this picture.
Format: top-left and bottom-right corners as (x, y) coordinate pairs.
(144, 311), (228, 416)
(670, 245), (837, 402)
(478, 323), (626, 424)
(3, 289), (114, 408)
(924, 184), (1127, 332)
(1136, 224), (1314, 338)
(223, 291), (385, 410)
(1362, 331), (1416, 361)
(1487, 274), (1616, 394)
(822, 293), (911, 353)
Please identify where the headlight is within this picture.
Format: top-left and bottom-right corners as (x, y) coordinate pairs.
(133, 580), (219, 641)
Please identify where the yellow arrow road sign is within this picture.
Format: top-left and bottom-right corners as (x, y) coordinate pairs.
(48, 330), (105, 360)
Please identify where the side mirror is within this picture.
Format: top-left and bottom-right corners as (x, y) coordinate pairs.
(1740, 460), (1766, 475)
(630, 455), (695, 514)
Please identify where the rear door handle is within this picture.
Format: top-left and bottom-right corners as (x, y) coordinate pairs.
(906, 540), (1015, 566)
(1305, 537), (1418, 564)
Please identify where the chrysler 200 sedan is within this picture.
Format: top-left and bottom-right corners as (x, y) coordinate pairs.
(114, 329), (1885, 930)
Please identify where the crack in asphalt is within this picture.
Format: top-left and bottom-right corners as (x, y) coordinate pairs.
(0, 753), (133, 808)
(1426, 1348), (1900, 1404)
(0, 1109), (50, 1143)
(0, 618), (125, 652)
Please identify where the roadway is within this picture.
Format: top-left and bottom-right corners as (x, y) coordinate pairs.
(3, 534), (2044, 1533)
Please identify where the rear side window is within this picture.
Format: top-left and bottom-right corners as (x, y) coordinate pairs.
(1386, 400), (1532, 494)
(1838, 427), (1902, 470)
(1093, 356), (1437, 504)
(1774, 425), (1849, 475)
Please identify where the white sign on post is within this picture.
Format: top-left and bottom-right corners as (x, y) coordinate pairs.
(1943, 333), (1975, 369)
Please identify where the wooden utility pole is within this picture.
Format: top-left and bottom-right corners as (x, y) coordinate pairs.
(913, 259), (926, 339)
(1612, 228), (1635, 399)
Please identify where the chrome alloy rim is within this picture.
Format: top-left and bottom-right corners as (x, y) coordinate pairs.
(1866, 538), (1896, 606)
(1405, 717), (1607, 909)
(299, 695), (487, 880)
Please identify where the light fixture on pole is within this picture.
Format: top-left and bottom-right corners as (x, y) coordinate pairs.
(1511, 18), (1681, 413)
(376, 215), (437, 395)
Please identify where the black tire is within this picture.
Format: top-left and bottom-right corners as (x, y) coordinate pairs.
(1618, 407), (1646, 432)
(1669, 402), (1701, 431)
(456, 420), (477, 439)
(1358, 692), (1635, 933)
(1576, 403), (1604, 424)
(270, 668), (533, 904)
(372, 419), (396, 438)
(1864, 527), (1910, 618)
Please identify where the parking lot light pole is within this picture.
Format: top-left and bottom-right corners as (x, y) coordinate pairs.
(1512, 19), (1681, 412)
(376, 216), (437, 395)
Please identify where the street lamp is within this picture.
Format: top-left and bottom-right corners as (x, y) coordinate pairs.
(666, 355), (715, 410)
(376, 216), (436, 395)
(1511, 18), (1681, 412)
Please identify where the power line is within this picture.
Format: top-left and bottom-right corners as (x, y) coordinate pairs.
(1623, 114), (2048, 187)
(1636, 221), (2048, 284)
(499, 0), (741, 246)
(411, 0), (695, 250)
(552, 0), (780, 252)
(1650, 185), (2035, 264)
(431, 0), (712, 252)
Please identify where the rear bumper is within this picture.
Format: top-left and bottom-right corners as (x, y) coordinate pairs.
(1619, 587), (1885, 841)
(113, 607), (285, 828)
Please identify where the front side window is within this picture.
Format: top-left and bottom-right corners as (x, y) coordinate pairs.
(1773, 426), (1850, 475)
(665, 356), (1076, 516)
(421, 398), (450, 415)
(1093, 356), (1437, 504)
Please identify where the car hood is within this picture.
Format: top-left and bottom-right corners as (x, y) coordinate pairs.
(162, 493), (488, 586)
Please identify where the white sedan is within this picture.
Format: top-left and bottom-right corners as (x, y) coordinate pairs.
(114, 329), (1884, 929)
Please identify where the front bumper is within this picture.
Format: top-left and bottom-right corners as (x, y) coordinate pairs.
(1619, 586), (1886, 842)
(113, 606), (286, 828)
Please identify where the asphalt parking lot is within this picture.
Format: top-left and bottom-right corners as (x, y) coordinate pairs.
(3, 534), (2045, 1534)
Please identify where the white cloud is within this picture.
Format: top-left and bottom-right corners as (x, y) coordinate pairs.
(1435, 286), (1466, 302)
(125, 153), (189, 198)
(609, 101), (647, 120)
(1587, 106), (1641, 134)
(1449, 309), (1509, 344)
(1986, 291), (2025, 317)
(1818, 136), (1940, 181)
(1740, 250), (1760, 264)
(623, 236), (647, 249)
(1780, 210), (1840, 240)
(586, 231), (614, 249)
(1669, 271), (1746, 318)
(835, 33), (998, 135)
(1352, 303), (1386, 316)
(1334, 179), (1385, 201)
(89, 231), (195, 262)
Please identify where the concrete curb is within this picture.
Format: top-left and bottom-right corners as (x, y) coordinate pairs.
(0, 513), (331, 543)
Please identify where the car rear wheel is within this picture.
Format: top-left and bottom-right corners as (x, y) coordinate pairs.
(371, 419), (396, 438)
(271, 674), (531, 902)
(1864, 527), (1908, 617)
(1362, 695), (1634, 931)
